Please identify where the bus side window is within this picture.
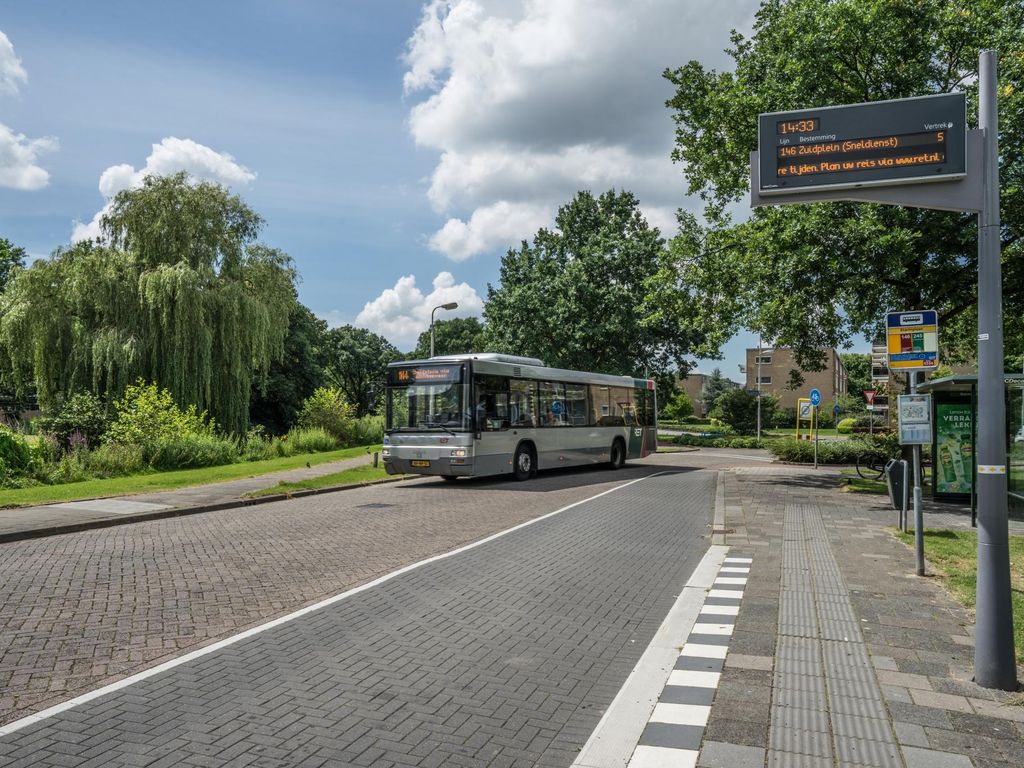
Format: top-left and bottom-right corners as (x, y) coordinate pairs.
(509, 378), (537, 427)
(590, 385), (609, 426)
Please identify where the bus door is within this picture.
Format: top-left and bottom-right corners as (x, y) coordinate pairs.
(622, 404), (644, 457)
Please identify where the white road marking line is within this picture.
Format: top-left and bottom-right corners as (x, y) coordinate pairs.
(714, 577), (747, 585)
(628, 745), (698, 768)
(723, 557), (752, 564)
(700, 604), (738, 616)
(707, 589), (743, 599)
(681, 642), (728, 659)
(650, 703), (711, 727)
(719, 567), (750, 574)
(691, 623), (733, 636)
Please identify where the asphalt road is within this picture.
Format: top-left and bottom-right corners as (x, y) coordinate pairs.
(0, 451), (766, 767)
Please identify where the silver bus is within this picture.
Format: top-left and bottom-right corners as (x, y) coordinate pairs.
(382, 354), (657, 481)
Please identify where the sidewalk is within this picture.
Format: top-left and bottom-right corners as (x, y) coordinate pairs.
(0, 453), (377, 541)
(697, 466), (1023, 767)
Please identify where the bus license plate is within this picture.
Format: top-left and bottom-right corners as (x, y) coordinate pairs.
(410, 460), (431, 467)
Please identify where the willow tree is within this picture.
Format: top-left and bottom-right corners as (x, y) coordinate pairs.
(0, 173), (296, 434)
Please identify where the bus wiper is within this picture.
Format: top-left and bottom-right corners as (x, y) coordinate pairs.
(423, 417), (456, 436)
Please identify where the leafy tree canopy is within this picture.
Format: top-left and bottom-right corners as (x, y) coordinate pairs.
(700, 367), (736, 415)
(840, 352), (872, 396)
(0, 238), (26, 293)
(656, 0), (1024, 370)
(412, 316), (485, 359)
(323, 325), (401, 417)
(484, 189), (703, 378)
(0, 174), (295, 433)
(249, 303), (328, 435)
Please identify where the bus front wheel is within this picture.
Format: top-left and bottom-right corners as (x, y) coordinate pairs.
(513, 443), (534, 481)
(610, 439), (626, 470)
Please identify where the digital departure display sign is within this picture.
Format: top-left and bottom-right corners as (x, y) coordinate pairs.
(387, 365), (462, 385)
(759, 93), (966, 195)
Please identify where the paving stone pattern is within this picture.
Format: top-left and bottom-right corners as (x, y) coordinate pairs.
(0, 471), (714, 767)
(699, 467), (1024, 768)
(0, 466), (674, 726)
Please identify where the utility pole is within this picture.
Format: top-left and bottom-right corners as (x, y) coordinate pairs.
(974, 49), (1016, 691)
(756, 335), (762, 441)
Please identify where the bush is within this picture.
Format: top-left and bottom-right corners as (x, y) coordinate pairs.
(663, 391), (695, 422)
(768, 437), (875, 464)
(837, 417), (857, 434)
(286, 426), (338, 454)
(241, 427), (275, 462)
(106, 381), (214, 450)
(297, 387), (354, 443)
(710, 389), (777, 435)
(147, 433), (238, 471)
(35, 392), (109, 449)
(82, 443), (147, 478)
(681, 415), (703, 424)
(0, 426), (36, 487)
(674, 434), (766, 449)
(350, 414), (384, 446)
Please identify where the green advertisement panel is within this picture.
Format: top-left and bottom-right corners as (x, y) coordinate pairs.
(935, 402), (974, 497)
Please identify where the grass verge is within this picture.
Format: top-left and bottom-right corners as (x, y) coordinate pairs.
(247, 464), (400, 497)
(893, 528), (1024, 661)
(0, 445), (381, 508)
(839, 468), (887, 494)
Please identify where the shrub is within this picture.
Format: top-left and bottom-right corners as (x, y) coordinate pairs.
(147, 433), (239, 471)
(286, 426), (338, 454)
(35, 392), (109, 449)
(83, 443), (147, 478)
(106, 381), (214, 450)
(662, 391), (695, 422)
(837, 417), (857, 434)
(710, 389), (777, 435)
(297, 387), (354, 443)
(681, 415), (703, 424)
(768, 437), (872, 464)
(674, 434), (767, 449)
(350, 414), (384, 446)
(241, 427), (275, 462)
(0, 426), (35, 487)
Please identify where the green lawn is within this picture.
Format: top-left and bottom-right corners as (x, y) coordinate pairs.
(838, 469), (888, 494)
(0, 444), (381, 508)
(894, 529), (1024, 661)
(247, 464), (400, 497)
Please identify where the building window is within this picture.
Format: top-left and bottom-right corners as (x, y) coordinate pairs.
(757, 376), (772, 385)
(755, 356), (772, 365)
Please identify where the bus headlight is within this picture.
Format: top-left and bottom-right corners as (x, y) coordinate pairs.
(450, 448), (467, 457)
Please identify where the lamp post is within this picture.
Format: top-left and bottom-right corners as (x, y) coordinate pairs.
(430, 302), (458, 358)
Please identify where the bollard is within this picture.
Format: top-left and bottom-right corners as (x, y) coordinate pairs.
(373, 452), (379, 468)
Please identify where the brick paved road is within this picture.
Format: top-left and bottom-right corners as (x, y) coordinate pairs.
(0, 468), (714, 767)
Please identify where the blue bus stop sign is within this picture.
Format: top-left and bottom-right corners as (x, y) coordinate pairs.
(833, 403), (841, 417)
(810, 388), (821, 406)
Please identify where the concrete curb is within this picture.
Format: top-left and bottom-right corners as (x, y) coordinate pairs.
(0, 475), (411, 545)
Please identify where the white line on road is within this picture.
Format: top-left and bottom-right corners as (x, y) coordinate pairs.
(0, 471), (673, 738)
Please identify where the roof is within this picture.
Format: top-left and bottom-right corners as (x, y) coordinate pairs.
(918, 373), (1024, 393)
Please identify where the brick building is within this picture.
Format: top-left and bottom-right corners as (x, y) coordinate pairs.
(743, 347), (848, 410)
(676, 371), (740, 418)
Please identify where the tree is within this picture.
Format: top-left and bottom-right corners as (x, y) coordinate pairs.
(323, 325), (400, 417)
(484, 189), (703, 378)
(412, 317), (485, 359)
(711, 388), (777, 436)
(656, 0), (1024, 371)
(249, 302), (328, 435)
(0, 174), (295, 433)
(840, 352), (872, 397)
(700, 368), (733, 415)
(663, 390), (694, 421)
(0, 238), (26, 293)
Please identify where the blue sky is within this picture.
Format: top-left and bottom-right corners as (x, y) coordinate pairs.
(0, 0), (846, 381)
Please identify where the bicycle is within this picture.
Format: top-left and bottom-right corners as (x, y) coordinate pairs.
(855, 445), (890, 480)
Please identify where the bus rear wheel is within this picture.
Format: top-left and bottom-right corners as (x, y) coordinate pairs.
(609, 439), (626, 469)
(440, 475), (459, 483)
(513, 443), (534, 481)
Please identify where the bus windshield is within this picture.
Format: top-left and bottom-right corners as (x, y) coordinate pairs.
(386, 364), (469, 432)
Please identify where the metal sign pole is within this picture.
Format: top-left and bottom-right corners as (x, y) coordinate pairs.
(813, 406), (819, 469)
(911, 372), (925, 575)
(974, 50), (1016, 691)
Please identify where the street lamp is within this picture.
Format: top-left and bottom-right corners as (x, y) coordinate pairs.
(430, 302), (458, 358)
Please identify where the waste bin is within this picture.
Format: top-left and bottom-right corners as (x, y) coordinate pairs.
(885, 458), (909, 512)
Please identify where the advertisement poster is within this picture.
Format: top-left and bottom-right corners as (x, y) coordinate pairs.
(935, 403), (973, 496)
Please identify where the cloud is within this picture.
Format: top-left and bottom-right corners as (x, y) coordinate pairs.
(71, 137), (256, 242)
(403, 0), (759, 260)
(0, 123), (58, 190)
(353, 271), (484, 348)
(0, 30), (27, 95)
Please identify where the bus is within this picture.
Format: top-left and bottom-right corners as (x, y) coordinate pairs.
(382, 354), (657, 481)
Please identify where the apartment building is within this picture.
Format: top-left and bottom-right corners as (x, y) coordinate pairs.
(676, 371), (739, 418)
(743, 347), (848, 410)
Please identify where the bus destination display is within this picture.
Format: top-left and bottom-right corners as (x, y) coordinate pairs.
(759, 93), (965, 195)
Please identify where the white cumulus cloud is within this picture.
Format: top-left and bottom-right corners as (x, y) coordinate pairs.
(404, 0), (759, 261)
(0, 123), (57, 190)
(0, 30), (27, 95)
(71, 137), (256, 242)
(353, 271), (484, 349)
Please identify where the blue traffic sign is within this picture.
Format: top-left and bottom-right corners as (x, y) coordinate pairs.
(809, 388), (822, 406)
(833, 404), (841, 416)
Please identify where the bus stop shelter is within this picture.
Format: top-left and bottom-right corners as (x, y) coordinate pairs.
(918, 373), (1024, 522)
